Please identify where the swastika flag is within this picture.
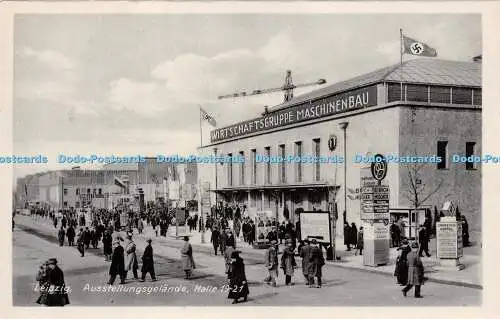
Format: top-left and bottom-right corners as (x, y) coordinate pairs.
(200, 107), (217, 127)
(403, 35), (437, 57)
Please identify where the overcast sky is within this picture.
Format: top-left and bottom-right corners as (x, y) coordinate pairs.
(13, 14), (481, 179)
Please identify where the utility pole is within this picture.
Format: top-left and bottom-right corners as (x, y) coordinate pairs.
(339, 121), (349, 259)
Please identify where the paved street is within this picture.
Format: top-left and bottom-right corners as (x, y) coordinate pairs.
(13, 220), (481, 306)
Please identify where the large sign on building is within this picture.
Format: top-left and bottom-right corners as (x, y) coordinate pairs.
(210, 85), (378, 142)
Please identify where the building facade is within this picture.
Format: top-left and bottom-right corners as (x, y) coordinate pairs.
(198, 59), (482, 234)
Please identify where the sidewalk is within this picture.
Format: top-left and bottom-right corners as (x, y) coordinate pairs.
(15, 215), (481, 289)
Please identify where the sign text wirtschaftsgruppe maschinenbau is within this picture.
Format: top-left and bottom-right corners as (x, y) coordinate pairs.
(210, 85), (377, 143)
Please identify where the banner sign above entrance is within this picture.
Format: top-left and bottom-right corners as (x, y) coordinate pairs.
(210, 85), (378, 143)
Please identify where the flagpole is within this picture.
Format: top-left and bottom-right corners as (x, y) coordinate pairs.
(400, 28), (404, 65)
(199, 105), (203, 148)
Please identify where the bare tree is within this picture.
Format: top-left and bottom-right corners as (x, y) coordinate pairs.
(401, 149), (444, 241)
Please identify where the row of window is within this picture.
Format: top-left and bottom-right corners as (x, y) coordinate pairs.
(437, 141), (478, 170)
(226, 139), (322, 186)
(387, 83), (481, 106)
(63, 188), (103, 196)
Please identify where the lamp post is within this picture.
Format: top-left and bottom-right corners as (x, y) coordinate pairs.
(339, 121), (349, 254)
(214, 147), (218, 219)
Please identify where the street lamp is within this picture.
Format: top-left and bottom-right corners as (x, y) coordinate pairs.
(339, 121), (349, 255)
(214, 147), (218, 219)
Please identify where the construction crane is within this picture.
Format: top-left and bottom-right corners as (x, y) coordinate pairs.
(217, 70), (327, 104)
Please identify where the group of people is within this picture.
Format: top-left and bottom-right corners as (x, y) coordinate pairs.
(35, 258), (70, 306)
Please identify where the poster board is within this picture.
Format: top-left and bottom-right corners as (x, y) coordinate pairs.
(437, 221), (463, 258)
(255, 210), (273, 242)
(299, 211), (331, 244)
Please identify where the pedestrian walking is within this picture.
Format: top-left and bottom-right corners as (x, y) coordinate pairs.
(418, 225), (431, 257)
(344, 222), (351, 251)
(138, 218), (144, 234)
(227, 250), (249, 304)
(355, 226), (364, 256)
(83, 227), (91, 249)
(350, 223), (358, 251)
(390, 221), (401, 248)
(394, 239), (411, 285)
(281, 241), (297, 286)
(402, 242), (424, 298)
(108, 240), (126, 285)
(140, 239), (156, 282)
(181, 236), (195, 279)
(264, 240), (279, 287)
(224, 245), (236, 279)
(211, 227), (221, 255)
(76, 228), (85, 257)
(308, 239), (325, 288)
(102, 230), (113, 261)
(58, 227), (65, 247)
(124, 233), (139, 280)
(66, 225), (75, 246)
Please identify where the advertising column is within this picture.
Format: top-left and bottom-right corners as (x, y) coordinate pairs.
(360, 155), (390, 266)
(436, 212), (465, 270)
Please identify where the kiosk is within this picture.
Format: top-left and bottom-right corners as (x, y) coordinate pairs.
(436, 201), (465, 270)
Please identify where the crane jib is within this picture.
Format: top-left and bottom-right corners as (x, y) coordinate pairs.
(210, 85), (377, 143)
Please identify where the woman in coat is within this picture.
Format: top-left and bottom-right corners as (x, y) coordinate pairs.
(180, 236), (195, 279)
(343, 222), (351, 250)
(402, 242), (424, 298)
(350, 223), (358, 249)
(281, 241), (297, 285)
(45, 258), (70, 306)
(124, 233), (139, 280)
(394, 239), (411, 285)
(355, 227), (364, 256)
(102, 230), (113, 261)
(227, 251), (249, 304)
(35, 261), (50, 305)
(140, 239), (156, 282)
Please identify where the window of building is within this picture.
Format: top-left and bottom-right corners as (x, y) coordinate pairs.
(227, 153), (233, 186)
(295, 141), (303, 182)
(251, 149), (257, 185)
(279, 144), (286, 183)
(430, 86), (451, 104)
(76, 188), (79, 195)
(75, 201), (80, 208)
(452, 87), (473, 105)
(63, 201), (68, 207)
(87, 188), (91, 194)
(387, 83), (402, 102)
(437, 141), (448, 169)
(406, 84), (428, 102)
(466, 142), (476, 170)
(314, 138), (321, 181)
(63, 188), (68, 196)
(98, 188), (102, 195)
(265, 147), (271, 184)
(473, 88), (482, 105)
(93, 188), (97, 194)
(239, 151), (245, 185)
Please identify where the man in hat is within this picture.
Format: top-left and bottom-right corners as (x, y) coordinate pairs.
(299, 239), (312, 286)
(418, 225), (431, 257)
(108, 240), (126, 285)
(44, 258), (70, 306)
(308, 239), (325, 288)
(211, 226), (221, 256)
(180, 236), (195, 279)
(124, 232), (139, 280)
(264, 240), (279, 287)
(227, 250), (249, 304)
(402, 242), (424, 298)
(140, 239), (156, 282)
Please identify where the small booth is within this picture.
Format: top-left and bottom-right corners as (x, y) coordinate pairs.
(252, 210), (274, 249)
(389, 207), (430, 239)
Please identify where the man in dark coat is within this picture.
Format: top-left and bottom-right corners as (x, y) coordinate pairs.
(266, 226), (278, 243)
(394, 239), (411, 285)
(225, 229), (236, 249)
(44, 258), (70, 306)
(308, 239), (325, 288)
(390, 221), (401, 248)
(66, 225), (75, 246)
(264, 240), (279, 287)
(249, 221), (256, 246)
(350, 223), (358, 249)
(102, 230), (113, 261)
(108, 240), (126, 285)
(402, 242), (424, 298)
(57, 227), (65, 247)
(228, 250), (249, 304)
(211, 227), (221, 255)
(344, 222), (351, 251)
(61, 216), (67, 229)
(461, 216), (470, 247)
(140, 239), (156, 282)
(418, 226), (431, 257)
(76, 228), (85, 257)
(83, 227), (91, 249)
